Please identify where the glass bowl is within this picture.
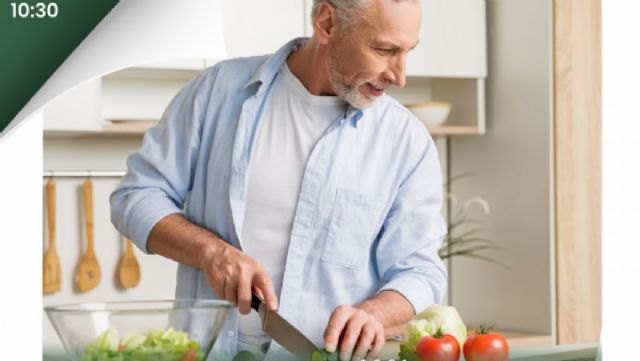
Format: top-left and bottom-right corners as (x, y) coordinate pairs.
(45, 299), (233, 361)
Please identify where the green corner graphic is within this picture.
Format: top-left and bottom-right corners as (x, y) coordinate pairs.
(0, 0), (119, 134)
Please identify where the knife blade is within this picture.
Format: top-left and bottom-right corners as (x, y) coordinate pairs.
(251, 293), (317, 360)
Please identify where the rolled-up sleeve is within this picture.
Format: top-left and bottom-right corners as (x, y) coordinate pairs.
(376, 136), (448, 314)
(110, 65), (220, 253)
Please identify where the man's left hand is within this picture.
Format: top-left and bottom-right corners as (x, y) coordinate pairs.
(323, 305), (385, 361)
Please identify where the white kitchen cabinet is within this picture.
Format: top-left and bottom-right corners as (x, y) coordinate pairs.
(303, 0), (313, 36)
(43, 0), (487, 136)
(133, 59), (205, 71)
(101, 75), (194, 122)
(43, 79), (102, 132)
(221, 0), (306, 58)
(408, 0), (487, 77)
(401, 0), (486, 133)
(387, 77), (485, 135)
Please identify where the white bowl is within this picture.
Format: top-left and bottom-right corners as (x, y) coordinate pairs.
(406, 101), (451, 126)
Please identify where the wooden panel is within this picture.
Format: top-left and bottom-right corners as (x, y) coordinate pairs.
(553, 0), (601, 345)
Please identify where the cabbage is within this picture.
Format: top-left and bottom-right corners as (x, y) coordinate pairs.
(414, 305), (467, 347)
(399, 305), (467, 361)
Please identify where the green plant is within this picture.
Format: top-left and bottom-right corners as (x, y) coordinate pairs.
(438, 175), (508, 269)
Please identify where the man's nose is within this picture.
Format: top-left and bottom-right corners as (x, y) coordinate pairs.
(384, 55), (407, 88)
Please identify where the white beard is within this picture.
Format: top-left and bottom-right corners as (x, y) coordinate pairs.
(326, 51), (377, 109)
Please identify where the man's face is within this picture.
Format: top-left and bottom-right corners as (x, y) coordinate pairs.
(326, 0), (421, 109)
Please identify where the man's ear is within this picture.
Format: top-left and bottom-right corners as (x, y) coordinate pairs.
(313, 2), (338, 45)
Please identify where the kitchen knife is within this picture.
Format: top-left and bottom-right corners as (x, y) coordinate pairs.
(251, 293), (317, 360)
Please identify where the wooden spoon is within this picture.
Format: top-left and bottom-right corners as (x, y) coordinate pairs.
(75, 178), (101, 292)
(118, 237), (140, 288)
(43, 179), (61, 294)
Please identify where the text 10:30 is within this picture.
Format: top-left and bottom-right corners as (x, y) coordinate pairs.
(11, 2), (59, 19)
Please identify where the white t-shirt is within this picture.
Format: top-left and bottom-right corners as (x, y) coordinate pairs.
(238, 62), (347, 348)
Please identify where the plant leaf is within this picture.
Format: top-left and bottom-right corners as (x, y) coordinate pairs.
(444, 172), (476, 186)
(446, 245), (501, 254)
(450, 228), (483, 239)
(445, 237), (500, 247)
(440, 252), (510, 269)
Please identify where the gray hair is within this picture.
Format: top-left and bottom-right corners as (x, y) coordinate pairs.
(310, 0), (417, 31)
(310, 0), (372, 30)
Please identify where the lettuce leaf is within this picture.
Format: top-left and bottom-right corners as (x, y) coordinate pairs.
(82, 328), (203, 361)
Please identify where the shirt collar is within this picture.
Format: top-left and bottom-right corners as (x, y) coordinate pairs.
(340, 106), (364, 128)
(244, 37), (367, 127)
(242, 37), (309, 95)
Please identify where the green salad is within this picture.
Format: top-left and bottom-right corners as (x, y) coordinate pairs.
(81, 328), (203, 361)
(309, 349), (339, 361)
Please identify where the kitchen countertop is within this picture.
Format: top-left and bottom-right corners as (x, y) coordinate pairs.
(44, 342), (600, 361)
(380, 340), (599, 361)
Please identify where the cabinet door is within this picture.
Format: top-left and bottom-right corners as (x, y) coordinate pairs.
(43, 79), (102, 131)
(407, 0), (487, 77)
(221, 0), (306, 58)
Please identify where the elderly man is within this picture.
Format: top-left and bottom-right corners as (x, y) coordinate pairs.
(110, 0), (447, 360)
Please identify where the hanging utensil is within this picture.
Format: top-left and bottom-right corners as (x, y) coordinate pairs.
(43, 178), (61, 294)
(75, 178), (101, 292)
(118, 237), (141, 288)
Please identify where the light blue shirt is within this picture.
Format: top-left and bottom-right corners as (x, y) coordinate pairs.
(110, 38), (447, 361)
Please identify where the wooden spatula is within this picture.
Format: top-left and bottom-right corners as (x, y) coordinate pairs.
(75, 178), (101, 292)
(43, 179), (61, 294)
(118, 237), (140, 288)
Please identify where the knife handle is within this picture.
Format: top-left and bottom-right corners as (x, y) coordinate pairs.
(251, 292), (262, 312)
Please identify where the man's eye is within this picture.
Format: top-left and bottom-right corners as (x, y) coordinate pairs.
(375, 48), (395, 55)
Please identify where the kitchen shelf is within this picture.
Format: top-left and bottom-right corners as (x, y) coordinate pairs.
(472, 327), (553, 349)
(503, 333), (554, 349)
(101, 120), (157, 134)
(105, 66), (202, 81)
(45, 122), (482, 138)
(44, 121), (156, 138)
(428, 125), (481, 136)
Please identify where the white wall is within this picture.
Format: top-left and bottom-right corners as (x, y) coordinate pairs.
(0, 114), (43, 361)
(43, 138), (178, 348)
(448, 0), (553, 335)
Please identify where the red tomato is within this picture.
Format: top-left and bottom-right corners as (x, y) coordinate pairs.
(416, 332), (460, 361)
(463, 328), (509, 361)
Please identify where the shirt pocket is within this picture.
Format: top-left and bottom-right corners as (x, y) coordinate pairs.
(321, 188), (385, 268)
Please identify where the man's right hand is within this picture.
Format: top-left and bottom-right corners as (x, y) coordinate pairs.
(199, 242), (279, 314)
(146, 214), (278, 315)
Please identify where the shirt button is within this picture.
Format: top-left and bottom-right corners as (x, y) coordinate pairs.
(227, 330), (235, 337)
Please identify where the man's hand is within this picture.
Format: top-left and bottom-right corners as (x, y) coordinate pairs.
(323, 305), (385, 361)
(199, 241), (278, 315)
(323, 291), (416, 361)
(147, 214), (278, 314)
